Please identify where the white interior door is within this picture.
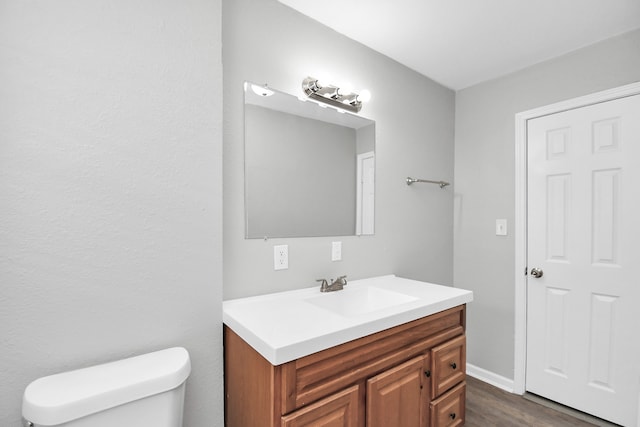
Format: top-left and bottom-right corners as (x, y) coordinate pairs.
(526, 94), (640, 426)
(357, 151), (375, 235)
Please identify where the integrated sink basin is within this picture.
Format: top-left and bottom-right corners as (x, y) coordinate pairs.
(305, 286), (418, 317)
(223, 274), (473, 365)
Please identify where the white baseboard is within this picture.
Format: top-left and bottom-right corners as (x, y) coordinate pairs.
(466, 363), (516, 394)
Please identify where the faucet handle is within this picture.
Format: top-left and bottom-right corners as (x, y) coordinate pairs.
(316, 279), (329, 292)
(329, 276), (347, 288)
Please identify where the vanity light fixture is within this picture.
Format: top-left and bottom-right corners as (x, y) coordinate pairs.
(302, 77), (370, 113)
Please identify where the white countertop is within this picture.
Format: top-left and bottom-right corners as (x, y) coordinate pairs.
(223, 275), (473, 365)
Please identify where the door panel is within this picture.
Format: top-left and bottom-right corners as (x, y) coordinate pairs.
(526, 94), (640, 426)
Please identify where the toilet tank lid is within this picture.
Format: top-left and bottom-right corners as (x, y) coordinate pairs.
(22, 347), (191, 425)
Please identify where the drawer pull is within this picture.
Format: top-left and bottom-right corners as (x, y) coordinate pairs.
(450, 413), (456, 420)
(450, 362), (457, 370)
(424, 370), (431, 378)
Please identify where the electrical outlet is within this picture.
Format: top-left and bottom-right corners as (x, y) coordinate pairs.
(274, 245), (288, 270)
(331, 241), (342, 261)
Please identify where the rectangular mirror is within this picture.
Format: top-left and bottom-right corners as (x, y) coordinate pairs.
(244, 81), (375, 239)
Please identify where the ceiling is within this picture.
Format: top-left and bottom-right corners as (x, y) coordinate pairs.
(277, 0), (640, 90)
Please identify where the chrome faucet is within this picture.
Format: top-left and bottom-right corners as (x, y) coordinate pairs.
(317, 275), (348, 292)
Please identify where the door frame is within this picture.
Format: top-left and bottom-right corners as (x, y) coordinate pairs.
(513, 81), (640, 395)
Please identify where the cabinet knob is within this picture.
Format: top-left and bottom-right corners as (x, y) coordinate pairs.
(450, 362), (457, 369)
(450, 413), (456, 420)
(424, 370), (431, 378)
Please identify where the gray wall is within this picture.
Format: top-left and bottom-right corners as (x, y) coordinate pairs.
(223, 0), (456, 299)
(454, 29), (640, 380)
(245, 105), (356, 238)
(0, 1), (224, 426)
(357, 123), (376, 154)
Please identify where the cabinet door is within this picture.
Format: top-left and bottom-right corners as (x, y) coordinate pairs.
(366, 355), (430, 427)
(281, 384), (360, 427)
(431, 335), (466, 398)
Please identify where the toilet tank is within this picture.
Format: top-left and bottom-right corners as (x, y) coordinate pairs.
(22, 347), (191, 427)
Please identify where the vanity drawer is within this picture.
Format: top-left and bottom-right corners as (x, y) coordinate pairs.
(431, 334), (466, 397)
(430, 381), (466, 427)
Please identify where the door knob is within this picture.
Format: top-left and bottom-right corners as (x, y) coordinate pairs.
(530, 268), (543, 278)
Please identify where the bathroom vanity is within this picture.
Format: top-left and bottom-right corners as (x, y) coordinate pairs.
(223, 275), (473, 427)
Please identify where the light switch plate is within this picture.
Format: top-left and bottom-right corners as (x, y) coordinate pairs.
(331, 241), (342, 261)
(496, 219), (508, 236)
(274, 245), (288, 270)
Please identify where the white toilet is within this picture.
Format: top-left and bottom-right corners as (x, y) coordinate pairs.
(22, 347), (191, 427)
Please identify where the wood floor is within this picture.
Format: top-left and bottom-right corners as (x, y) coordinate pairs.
(465, 376), (601, 426)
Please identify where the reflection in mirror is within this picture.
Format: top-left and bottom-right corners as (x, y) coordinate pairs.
(244, 81), (375, 239)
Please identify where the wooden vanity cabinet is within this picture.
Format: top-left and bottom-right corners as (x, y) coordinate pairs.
(225, 304), (467, 427)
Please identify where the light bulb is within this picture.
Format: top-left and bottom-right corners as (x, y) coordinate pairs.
(339, 83), (353, 96)
(358, 89), (371, 103)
